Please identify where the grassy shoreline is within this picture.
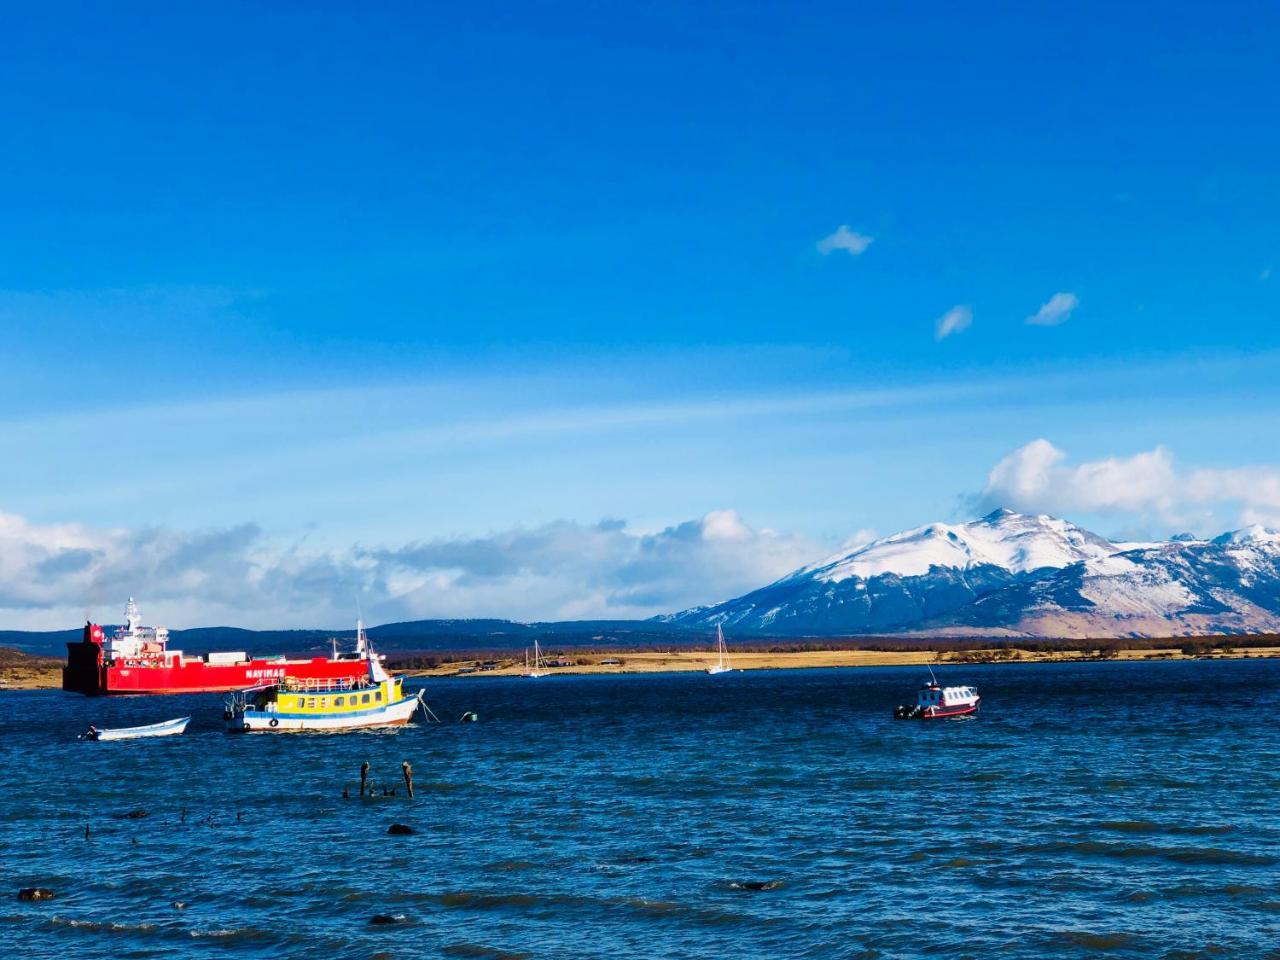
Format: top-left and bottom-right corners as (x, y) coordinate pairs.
(0, 648), (62, 690)
(6, 644), (1279, 692)
(399, 646), (1280, 679)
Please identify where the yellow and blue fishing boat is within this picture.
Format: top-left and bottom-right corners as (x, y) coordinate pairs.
(224, 622), (425, 733)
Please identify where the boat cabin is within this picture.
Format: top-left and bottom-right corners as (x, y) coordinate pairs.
(918, 682), (978, 708)
(244, 676), (390, 716)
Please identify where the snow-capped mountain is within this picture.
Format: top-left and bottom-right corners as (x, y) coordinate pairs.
(661, 510), (1280, 638)
(784, 508), (1120, 582)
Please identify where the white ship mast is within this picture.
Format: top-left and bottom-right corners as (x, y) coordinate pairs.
(105, 597), (171, 660)
(360, 619), (391, 683)
(354, 617), (368, 657)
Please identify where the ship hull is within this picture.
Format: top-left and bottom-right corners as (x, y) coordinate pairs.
(922, 702), (979, 719)
(63, 651), (373, 696)
(227, 692), (422, 732)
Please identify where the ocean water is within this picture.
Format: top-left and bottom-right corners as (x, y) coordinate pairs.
(2, 659), (1279, 959)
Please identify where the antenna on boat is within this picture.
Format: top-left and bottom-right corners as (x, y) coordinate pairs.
(354, 597), (367, 657)
(927, 664), (939, 685)
(355, 617), (368, 657)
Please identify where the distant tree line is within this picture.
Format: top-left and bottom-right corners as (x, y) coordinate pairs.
(384, 632), (1280, 670)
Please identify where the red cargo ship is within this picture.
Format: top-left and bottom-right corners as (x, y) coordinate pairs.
(63, 598), (380, 696)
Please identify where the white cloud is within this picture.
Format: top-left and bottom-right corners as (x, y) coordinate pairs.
(935, 305), (972, 341)
(1262, 267), (1273, 281)
(838, 528), (878, 551)
(1025, 291), (1079, 326)
(982, 439), (1280, 528)
(816, 225), (873, 256)
(0, 508), (822, 630)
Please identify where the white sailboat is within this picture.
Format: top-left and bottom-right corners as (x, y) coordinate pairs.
(522, 637), (547, 678)
(706, 624), (733, 675)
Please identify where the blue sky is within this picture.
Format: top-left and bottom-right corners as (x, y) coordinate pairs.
(1, 2), (1278, 627)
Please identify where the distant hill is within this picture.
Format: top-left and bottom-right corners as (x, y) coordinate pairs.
(0, 629), (83, 658)
(0, 617), (701, 658)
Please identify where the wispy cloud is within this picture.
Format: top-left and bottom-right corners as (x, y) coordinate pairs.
(816, 225), (873, 256)
(1262, 267), (1273, 281)
(1025, 291), (1079, 326)
(981, 438), (1280, 529)
(0, 507), (822, 629)
(935, 305), (972, 341)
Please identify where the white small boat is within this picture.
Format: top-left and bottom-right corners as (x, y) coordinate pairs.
(706, 624), (733, 675)
(80, 716), (191, 741)
(894, 668), (980, 719)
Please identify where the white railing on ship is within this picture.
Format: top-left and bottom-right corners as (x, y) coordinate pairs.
(280, 676), (372, 693)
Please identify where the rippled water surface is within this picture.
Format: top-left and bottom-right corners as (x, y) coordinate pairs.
(3, 659), (1279, 958)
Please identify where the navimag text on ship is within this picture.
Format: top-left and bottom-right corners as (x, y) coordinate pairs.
(63, 598), (383, 696)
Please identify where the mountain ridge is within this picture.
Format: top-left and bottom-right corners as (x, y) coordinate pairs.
(662, 509), (1280, 638)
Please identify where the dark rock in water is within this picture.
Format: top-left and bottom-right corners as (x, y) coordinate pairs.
(733, 880), (783, 891)
(387, 823), (415, 835)
(17, 888), (55, 901)
(117, 809), (148, 820)
(369, 913), (408, 924)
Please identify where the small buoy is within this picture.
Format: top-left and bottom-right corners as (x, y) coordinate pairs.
(171, 900), (186, 910)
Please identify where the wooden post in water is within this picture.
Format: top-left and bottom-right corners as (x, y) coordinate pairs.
(360, 761), (370, 797)
(402, 760), (414, 798)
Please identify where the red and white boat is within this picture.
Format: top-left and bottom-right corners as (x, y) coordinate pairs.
(894, 673), (980, 719)
(63, 598), (382, 696)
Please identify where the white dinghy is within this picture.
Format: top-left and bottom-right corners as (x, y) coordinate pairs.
(80, 716), (191, 741)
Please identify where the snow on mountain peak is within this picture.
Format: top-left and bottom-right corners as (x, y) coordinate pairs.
(1212, 525), (1280, 547)
(792, 508), (1118, 583)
